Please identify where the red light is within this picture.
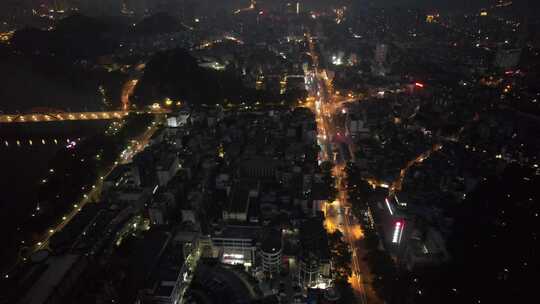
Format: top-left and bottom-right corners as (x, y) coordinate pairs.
(414, 82), (425, 88)
(505, 70), (514, 75)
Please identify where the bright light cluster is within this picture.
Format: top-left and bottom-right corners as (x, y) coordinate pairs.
(392, 221), (404, 244)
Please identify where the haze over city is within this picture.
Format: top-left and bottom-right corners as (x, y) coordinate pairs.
(0, 1), (538, 304)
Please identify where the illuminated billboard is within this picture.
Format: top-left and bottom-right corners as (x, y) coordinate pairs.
(392, 221), (404, 244)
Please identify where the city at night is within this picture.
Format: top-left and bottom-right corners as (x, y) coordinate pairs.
(0, 1), (539, 303)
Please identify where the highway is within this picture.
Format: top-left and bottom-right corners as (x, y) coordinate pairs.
(306, 32), (382, 304)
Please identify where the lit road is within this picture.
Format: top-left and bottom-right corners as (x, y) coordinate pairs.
(0, 111), (128, 123)
(32, 117), (163, 253)
(0, 109), (169, 124)
(2, 72), (163, 124)
(194, 35), (245, 50)
(1, 72), (163, 277)
(121, 79), (139, 111)
(305, 32), (378, 304)
(390, 143), (443, 194)
(305, 30), (444, 304)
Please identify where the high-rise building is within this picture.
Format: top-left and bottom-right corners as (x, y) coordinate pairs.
(261, 231), (282, 275)
(298, 253), (320, 287)
(297, 216), (331, 288)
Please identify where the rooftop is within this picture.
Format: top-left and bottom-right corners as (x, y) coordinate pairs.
(212, 224), (262, 241)
(261, 229), (282, 253)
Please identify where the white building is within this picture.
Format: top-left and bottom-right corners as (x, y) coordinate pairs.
(210, 225), (261, 270)
(166, 111), (190, 128)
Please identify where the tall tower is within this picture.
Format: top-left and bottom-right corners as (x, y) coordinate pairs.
(261, 231), (282, 276)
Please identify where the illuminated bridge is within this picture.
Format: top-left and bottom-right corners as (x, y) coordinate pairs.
(0, 111), (129, 123)
(0, 108), (170, 124)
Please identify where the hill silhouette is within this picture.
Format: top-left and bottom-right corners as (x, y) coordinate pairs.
(133, 48), (248, 106)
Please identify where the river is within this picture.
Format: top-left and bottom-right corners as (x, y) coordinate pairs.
(0, 120), (109, 271)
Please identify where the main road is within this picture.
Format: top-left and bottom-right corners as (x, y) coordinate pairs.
(306, 32), (383, 304)
(32, 116), (163, 253)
